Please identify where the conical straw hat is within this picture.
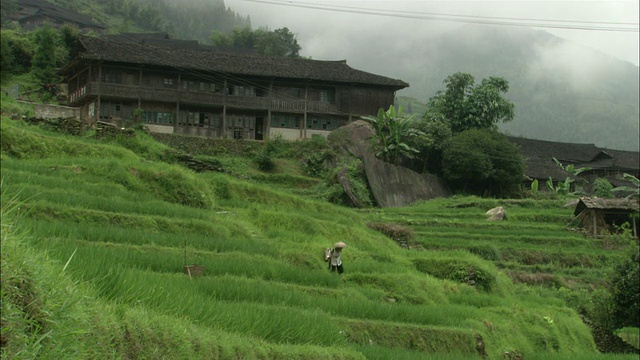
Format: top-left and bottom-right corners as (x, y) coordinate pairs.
(333, 241), (347, 248)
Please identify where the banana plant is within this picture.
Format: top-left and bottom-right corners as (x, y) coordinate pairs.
(612, 173), (640, 200)
(362, 105), (423, 165)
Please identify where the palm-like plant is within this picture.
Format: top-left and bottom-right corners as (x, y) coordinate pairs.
(362, 105), (423, 165)
(612, 173), (640, 200)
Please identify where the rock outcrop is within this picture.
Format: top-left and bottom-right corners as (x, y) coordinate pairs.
(328, 120), (451, 207)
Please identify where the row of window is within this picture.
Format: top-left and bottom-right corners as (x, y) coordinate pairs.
(98, 100), (342, 130)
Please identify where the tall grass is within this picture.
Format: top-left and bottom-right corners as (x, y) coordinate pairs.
(4, 117), (632, 358)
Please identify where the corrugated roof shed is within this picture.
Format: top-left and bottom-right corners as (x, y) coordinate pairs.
(573, 197), (639, 216)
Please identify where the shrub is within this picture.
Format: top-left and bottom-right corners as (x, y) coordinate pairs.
(253, 151), (275, 172)
(468, 245), (501, 261)
(593, 178), (614, 198)
(300, 151), (329, 178)
(318, 159), (373, 207)
(610, 248), (640, 329)
(366, 222), (415, 248)
(413, 258), (496, 292)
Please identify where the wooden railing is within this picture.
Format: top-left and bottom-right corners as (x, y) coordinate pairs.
(70, 82), (338, 113)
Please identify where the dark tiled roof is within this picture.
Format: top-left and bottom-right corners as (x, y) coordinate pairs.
(508, 136), (602, 164)
(509, 136), (640, 181)
(600, 149), (640, 170)
(521, 160), (577, 182)
(72, 36), (409, 89)
(104, 33), (204, 50)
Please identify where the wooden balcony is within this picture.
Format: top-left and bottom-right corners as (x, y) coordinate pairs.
(68, 82), (339, 113)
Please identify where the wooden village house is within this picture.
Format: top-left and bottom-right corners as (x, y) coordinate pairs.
(508, 137), (640, 194)
(59, 35), (409, 141)
(571, 197), (639, 238)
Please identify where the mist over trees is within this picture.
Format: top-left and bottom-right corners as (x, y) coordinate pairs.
(369, 25), (639, 151)
(211, 26), (301, 57)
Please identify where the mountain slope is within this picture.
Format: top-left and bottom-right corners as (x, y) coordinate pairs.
(386, 25), (639, 151)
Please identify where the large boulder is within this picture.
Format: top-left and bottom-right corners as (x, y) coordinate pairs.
(328, 120), (451, 207)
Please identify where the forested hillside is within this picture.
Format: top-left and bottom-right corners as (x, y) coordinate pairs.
(2, 0), (250, 42)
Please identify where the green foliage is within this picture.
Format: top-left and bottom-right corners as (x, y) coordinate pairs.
(366, 222), (415, 246)
(613, 173), (640, 200)
(546, 158), (591, 196)
(4, 111), (630, 359)
(546, 176), (573, 196)
(413, 257), (496, 292)
(425, 72), (515, 133)
(553, 157), (591, 176)
(531, 179), (539, 193)
(1, 29), (34, 76)
(361, 105), (423, 165)
(593, 178), (615, 198)
(1, 32), (14, 81)
(301, 150), (330, 177)
(253, 151), (276, 172)
(256, 27), (301, 57)
(211, 26), (301, 57)
(468, 244), (501, 261)
(609, 248), (640, 329)
(442, 128), (524, 197)
(31, 26), (59, 88)
(405, 116), (452, 173)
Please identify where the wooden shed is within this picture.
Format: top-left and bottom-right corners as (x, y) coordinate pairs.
(571, 197), (639, 237)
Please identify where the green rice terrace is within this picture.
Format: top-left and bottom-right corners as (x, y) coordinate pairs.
(1, 102), (638, 359)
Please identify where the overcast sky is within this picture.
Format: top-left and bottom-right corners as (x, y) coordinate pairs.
(225, 0), (639, 66)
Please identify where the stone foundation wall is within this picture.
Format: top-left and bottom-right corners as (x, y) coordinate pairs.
(19, 101), (80, 119)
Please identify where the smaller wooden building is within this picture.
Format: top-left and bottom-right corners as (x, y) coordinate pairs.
(572, 197), (639, 237)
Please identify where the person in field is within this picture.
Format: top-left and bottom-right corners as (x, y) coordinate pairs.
(328, 242), (347, 274)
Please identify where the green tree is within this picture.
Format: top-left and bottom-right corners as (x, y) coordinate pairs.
(425, 72), (515, 133)
(362, 105), (423, 165)
(0, 33), (13, 82)
(255, 27), (300, 57)
(210, 26), (301, 57)
(593, 178), (614, 198)
(613, 173), (640, 200)
(609, 247), (640, 329)
(31, 26), (59, 89)
(442, 128), (524, 197)
(405, 116), (452, 173)
(0, 0), (17, 18)
(1, 29), (33, 75)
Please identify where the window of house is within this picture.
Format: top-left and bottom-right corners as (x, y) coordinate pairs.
(307, 116), (342, 131)
(271, 114), (300, 129)
(200, 82), (206, 91)
(164, 78), (174, 87)
(102, 72), (122, 84)
(287, 88), (302, 98)
(143, 112), (173, 125)
(319, 89), (335, 103)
